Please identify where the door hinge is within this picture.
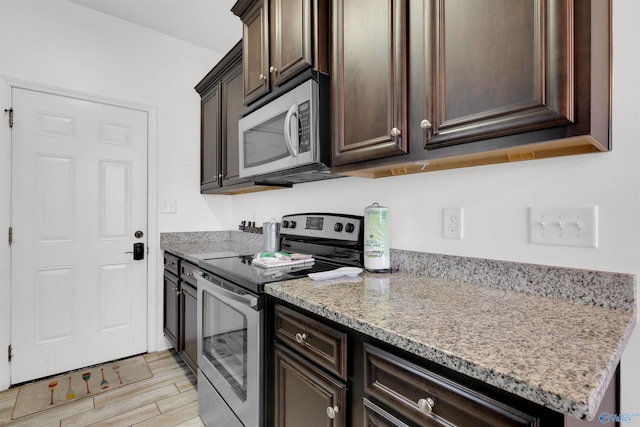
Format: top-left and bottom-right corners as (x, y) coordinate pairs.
(8, 227), (12, 245)
(4, 108), (13, 128)
(8, 345), (12, 362)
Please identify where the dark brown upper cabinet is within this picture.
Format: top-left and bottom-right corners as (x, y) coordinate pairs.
(196, 42), (287, 194)
(232, 0), (329, 105)
(330, 0), (408, 167)
(333, 0), (611, 178)
(421, 0), (574, 150)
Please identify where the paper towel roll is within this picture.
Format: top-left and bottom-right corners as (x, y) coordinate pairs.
(364, 202), (390, 272)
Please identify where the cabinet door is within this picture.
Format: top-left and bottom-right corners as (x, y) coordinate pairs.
(201, 84), (222, 191)
(181, 282), (198, 375)
(270, 0), (312, 86)
(364, 344), (539, 427)
(242, 0), (270, 104)
(422, 0), (574, 150)
(163, 272), (180, 351)
(274, 344), (346, 427)
(221, 60), (249, 188)
(331, 0), (407, 167)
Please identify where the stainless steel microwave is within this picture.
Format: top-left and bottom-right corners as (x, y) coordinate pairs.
(238, 72), (340, 184)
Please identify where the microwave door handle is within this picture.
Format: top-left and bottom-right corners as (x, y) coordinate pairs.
(284, 104), (299, 157)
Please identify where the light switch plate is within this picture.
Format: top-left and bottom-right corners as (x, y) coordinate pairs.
(160, 198), (177, 214)
(528, 206), (597, 248)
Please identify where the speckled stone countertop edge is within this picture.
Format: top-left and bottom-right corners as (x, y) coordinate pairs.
(265, 281), (636, 420)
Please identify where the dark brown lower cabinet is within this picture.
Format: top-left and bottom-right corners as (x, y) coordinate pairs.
(274, 343), (347, 427)
(180, 282), (197, 375)
(364, 343), (540, 427)
(363, 398), (412, 427)
(268, 299), (573, 427)
(162, 253), (198, 375)
(163, 270), (180, 350)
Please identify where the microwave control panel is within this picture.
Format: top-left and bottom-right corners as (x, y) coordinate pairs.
(298, 100), (310, 154)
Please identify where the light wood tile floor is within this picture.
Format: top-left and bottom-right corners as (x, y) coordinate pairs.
(0, 350), (203, 427)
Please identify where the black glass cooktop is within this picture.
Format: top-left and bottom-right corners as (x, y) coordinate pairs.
(198, 255), (343, 294)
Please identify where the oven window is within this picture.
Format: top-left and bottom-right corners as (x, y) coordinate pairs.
(202, 291), (248, 401)
(243, 111), (291, 168)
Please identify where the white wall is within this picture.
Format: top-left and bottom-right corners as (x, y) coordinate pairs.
(231, 0), (640, 422)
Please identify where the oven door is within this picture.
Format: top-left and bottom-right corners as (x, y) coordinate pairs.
(238, 79), (316, 178)
(196, 270), (262, 427)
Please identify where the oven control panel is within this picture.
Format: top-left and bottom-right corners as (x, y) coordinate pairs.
(280, 213), (363, 242)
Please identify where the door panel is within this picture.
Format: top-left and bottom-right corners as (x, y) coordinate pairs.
(424, 0), (574, 149)
(331, 0), (408, 166)
(10, 87), (148, 384)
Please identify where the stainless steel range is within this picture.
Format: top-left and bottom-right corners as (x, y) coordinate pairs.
(195, 213), (364, 427)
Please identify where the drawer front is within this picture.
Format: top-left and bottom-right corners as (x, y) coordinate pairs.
(274, 304), (348, 380)
(363, 344), (538, 427)
(164, 252), (180, 276)
(180, 260), (198, 287)
(363, 398), (411, 427)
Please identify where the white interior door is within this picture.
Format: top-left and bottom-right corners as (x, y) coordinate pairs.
(10, 87), (148, 384)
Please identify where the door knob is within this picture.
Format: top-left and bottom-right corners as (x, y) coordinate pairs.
(417, 397), (435, 414)
(326, 405), (340, 419)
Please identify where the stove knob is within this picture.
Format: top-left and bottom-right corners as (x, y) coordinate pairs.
(334, 222), (343, 232)
(289, 220), (297, 228)
(345, 223), (355, 233)
(282, 220), (289, 228)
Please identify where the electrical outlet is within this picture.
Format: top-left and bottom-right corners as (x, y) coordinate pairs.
(443, 208), (463, 239)
(528, 206), (597, 248)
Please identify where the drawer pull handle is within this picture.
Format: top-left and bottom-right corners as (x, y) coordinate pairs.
(326, 405), (340, 419)
(295, 332), (307, 344)
(417, 397), (435, 414)
(187, 272), (194, 277)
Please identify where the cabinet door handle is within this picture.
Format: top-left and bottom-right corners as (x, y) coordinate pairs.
(269, 66), (277, 73)
(420, 119), (432, 129)
(326, 405), (340, 419)
(390, 127), (401, 137)
(417, 397), (435, 414)
(259, 73), (266, 81)
(295, 332), (307, 344)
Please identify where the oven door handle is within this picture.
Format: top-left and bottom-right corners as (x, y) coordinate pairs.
(194, 270), (259, 309)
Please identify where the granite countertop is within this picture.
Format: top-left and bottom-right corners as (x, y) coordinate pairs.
(160, 231), (636, 420)
(266, 271), (636, 420)
(161, 230), (263, 264)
